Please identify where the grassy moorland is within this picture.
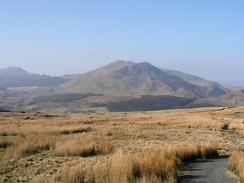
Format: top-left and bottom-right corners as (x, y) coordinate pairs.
(60, 144), (218, 183)
(0, 106), (244, 182)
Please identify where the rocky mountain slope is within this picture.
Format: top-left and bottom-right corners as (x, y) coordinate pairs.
(161, 68), (230, 96)
(58, 60), (229, 97)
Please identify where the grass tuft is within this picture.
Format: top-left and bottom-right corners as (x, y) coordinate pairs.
(61, 144), (218, 183)
(60, 127), (92, 135)
(3, 133), (56, 160)
(227, 148), (244, 182)
(55, 136), (113, 157)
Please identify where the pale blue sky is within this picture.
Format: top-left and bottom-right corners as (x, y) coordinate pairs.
(0, 0), (243, 85)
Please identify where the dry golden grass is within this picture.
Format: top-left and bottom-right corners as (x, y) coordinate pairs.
(97, 140), (113, 155)
(101, 127), (113, 136)
(30, 175), (55, 183)
(3, 133), (56, 160)
(61, 165), (86, 183)
(227, 148), (244, 182)
(0, 139), (13, 148)
(58, 127), (92, 135)
(61, 144), (218, 183)
(0, 106), (243, 182)
(176, 144), (219, 162)
(229, 119), (244, 130)
(55, 136), (113, 157)
(0, 125), (92, 138)
(55, 136), (96, 157)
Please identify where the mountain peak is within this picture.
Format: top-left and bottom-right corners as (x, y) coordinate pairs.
(101, 60), (154, 70)
(97, 60), (135, 72)
(112, 60), (134, 65)
(135, 62), (156, 69)
(108, 60), (135, 67)
(137, 61), (151, 65)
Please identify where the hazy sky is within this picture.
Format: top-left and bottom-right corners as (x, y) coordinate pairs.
(0, 0), (243, 85)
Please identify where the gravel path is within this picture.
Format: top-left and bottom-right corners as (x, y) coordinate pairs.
(178, 157), (235, 183)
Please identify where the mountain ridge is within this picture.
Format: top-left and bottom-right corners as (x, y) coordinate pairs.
(0, 62), (236, 96)
(57, 60), (230, 97)
(0, 66), (67, 89)
(160, 68), (231, 96)
(1, 61), (243, 112)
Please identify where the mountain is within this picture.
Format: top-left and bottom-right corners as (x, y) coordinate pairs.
(209, 90), (244, 106)
(0, 61), (237, 112)
(0, 67), (66, 89)
(160, 68), (230, 97)
(58, 60), (229, 97)
(221, 83), (243, 92)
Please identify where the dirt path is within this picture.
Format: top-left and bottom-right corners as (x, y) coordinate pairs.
(178, 157), (235, 183)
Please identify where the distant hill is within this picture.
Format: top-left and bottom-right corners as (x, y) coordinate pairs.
(186, 89), (244, 108)
(0, 61), (237, 112)
(210, 90), (244, 106)
(161, 68), (230, 97)
(58, 60), (229, 98)
(221, 83), (243, 92)
(0, 107), (10, 112)
(0, 67), (66, 88)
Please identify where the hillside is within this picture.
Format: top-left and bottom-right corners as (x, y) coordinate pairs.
(32, 93), (101, 103)
(0, 67), (66, 89)
(186, 90), (244, 108)
(161, 68), (230, 97)
(106, 95), (195, 112)
(221, 83), (243, 92)
(0, 61), (238, 112)
(211, 90), (244, 106)
(0, 107), (10, 112)
(58, 60), (229, 97)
